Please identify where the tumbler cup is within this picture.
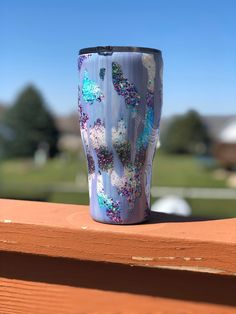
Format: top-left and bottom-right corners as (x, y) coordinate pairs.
(78, 46), (163, 224)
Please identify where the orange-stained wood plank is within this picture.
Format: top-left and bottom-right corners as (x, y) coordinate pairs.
(0, 277), (235, 314)
(0, 199), (236, 275)
(1, 251), (235, 306)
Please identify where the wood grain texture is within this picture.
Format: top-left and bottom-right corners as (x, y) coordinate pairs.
(1, 252), (235, 306)
(1, 278), (236, 314)
(0, 199), (236, 275)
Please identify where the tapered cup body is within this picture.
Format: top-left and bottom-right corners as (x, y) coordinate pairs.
(78, 46), (163, 224)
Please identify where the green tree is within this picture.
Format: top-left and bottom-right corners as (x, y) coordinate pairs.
(3, 85), (59, 158)
(162, 110), (211, 154)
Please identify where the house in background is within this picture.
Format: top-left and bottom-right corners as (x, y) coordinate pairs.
(56, 114), (82, 152)
(213, 117), (236, 168)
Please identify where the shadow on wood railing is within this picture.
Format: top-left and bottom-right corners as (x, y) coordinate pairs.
(148, 211), (221, 223)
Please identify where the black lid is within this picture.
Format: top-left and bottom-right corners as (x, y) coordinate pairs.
(79, 46), (161, 55)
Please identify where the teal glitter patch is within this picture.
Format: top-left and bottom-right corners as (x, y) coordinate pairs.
(137, 107), (154, 150)
(82, 70), (104, 104)
(97, 192), (122, 223)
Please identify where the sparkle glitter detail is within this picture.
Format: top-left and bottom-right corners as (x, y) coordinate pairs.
(112, 119), (131, 166)
(89, 119), (106, 149)
(115, 142), (131, 166)
(97, 175), (122, 223)
(78, 102), (95, 175)
(135, 147), (146, 169)
(142, 54), (156, 92)
(97, 148), (113, 171)
(135, 84), (156, 152)
(112, 62), (141, 108)
(136, 107), (154, 150)
(112, 119), (127, 144)
(146, 90), (154, 108)
(87, 153), (95, 174)
(90, 119), (113, 171)
(98, 192), (122, 223)
(99, 68), (106, 80)
(78, 54), (92, 71)
(97, 174), (104, 194)
(80, 128), (95, 175)
(111, 119), (143, 206)
(111, 166), (141, 209)
(78, 103), (89, 129)
(77, 51), (162, 224)
(82, 70), (104, 104)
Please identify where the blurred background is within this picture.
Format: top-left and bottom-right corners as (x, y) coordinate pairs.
(0, 0), (235, 218)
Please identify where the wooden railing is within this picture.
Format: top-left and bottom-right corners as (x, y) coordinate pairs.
(0, 199), (236, 313)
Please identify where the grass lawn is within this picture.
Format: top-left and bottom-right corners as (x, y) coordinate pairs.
(0, 152), (235, 218)
(153, 152), (226, 188)
(0, 151), (226, 188)
(0, 154), (87, 187)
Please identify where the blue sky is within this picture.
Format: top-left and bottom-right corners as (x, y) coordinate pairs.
(1, 0), (235, 117)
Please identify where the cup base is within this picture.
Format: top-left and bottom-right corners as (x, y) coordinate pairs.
(91, 215), (150, 225)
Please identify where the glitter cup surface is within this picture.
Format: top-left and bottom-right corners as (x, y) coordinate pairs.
(78, 46), (163, 224)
